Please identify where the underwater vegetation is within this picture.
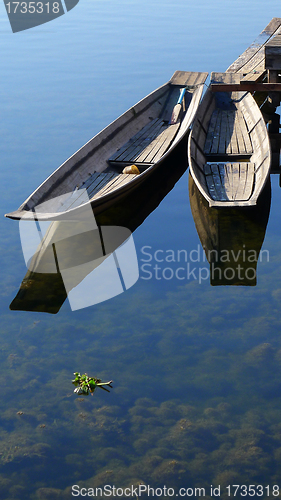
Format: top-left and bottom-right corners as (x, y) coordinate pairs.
(72, 372), (113, 395)
(1, 268), (281, 499)
(1, 204), (281, 500)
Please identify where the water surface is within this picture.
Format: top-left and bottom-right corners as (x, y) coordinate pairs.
(1, 1), (281, 498)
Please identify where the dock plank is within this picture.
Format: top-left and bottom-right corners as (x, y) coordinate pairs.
(211, 72), (241, 84)
(226, 18), (281, 73)
(240, 68), (264, 82)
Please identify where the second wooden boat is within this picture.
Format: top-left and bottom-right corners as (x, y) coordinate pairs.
(188, 72), (271, 207)
(6, 70), (207, 221)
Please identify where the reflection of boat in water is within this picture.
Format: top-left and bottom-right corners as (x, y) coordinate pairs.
(189, 172), (271, 286)
(6, 71), (207, 222)
(10, 143), (188, 313)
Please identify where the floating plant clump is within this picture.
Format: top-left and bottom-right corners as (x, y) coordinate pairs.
(72, 372), (113, 395)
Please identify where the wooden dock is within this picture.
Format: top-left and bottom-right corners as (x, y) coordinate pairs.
(222, 18), (281, 173)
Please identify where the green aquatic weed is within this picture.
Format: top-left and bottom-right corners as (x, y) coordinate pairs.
(72, 372), (113, 396)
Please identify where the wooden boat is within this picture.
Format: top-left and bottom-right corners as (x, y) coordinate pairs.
(5, 71), (207, 221)
(188, 72), (271, 207)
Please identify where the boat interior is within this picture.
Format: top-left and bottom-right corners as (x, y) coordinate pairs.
(189, 73), (270, 204)
(6, 71), (208, 220)
(50, 73), (207, 215)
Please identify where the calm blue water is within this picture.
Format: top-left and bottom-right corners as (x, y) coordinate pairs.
(1, 1), (281, 498)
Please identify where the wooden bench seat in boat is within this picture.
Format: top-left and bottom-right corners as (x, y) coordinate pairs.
(204, 109), (253, 157)
(204, 162), (255, 202)
(108, 118), (180, 167)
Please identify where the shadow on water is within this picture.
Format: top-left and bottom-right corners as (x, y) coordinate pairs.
(189, 172), (271, 286)
(9, 140), (188, 314)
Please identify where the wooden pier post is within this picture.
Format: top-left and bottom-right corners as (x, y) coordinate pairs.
(265, 35), (281, 109)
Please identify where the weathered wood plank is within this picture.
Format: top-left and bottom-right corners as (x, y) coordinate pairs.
(265, 34), (281, 47)
(57, 173), (118, 211)
(205, 106), (254, 157)
(122, 121), (166, 162)
(265, 36), (281, 69)
(243, 163), (255, 199)
(108, 118), (162, 162)
(137, 123), (180, 163)
(225, 112), (233, 154)
(227, 112), (239, 155)
(91, 173), (138, 200)
(238, 49), (266, 75)
(226, 18), (281, 73)
(150, 124), (180, 163)
(210, 164), (224, 200)
(234, 111), (247, 154)
(223, 164), (233, 199)
(240, 69), (264, 82)
(203, 162), (255, 202)
(234, 163), (246, 200)
(85, 173), (115, 194)
(183, 72), (199, 86)
(211, 72), (241, 84)
(169, 71), (208, 87)
(204, 164), (219, 200)
(204, 110), (219, 154)
(210, 111), (222, 154)
(87, 173), (119, 198)
(236, 110), (253, 153)
(211, 164), (228, 201)
(211, 83), (281, 92)
(135, 127), (168, 163)
(231, 163), (240, 200)
(218, 111), (228, 154)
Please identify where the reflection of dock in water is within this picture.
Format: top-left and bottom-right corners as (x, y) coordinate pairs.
(10, 144), (188, 314)
(189, 173), (271, 286)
